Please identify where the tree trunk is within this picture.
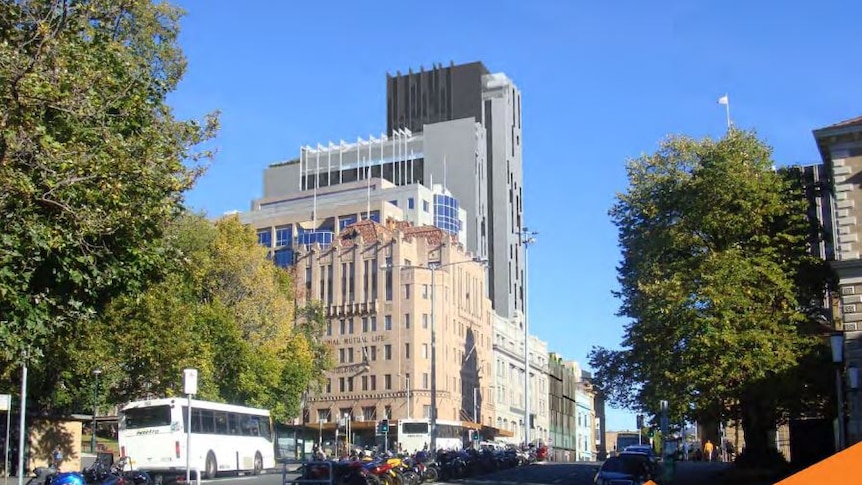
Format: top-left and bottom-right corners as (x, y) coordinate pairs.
(739, 395), (777, 467)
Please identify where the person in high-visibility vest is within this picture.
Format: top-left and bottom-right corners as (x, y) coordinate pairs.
(704, 440), (715, 462)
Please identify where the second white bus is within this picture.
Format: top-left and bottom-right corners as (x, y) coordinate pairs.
(118, 398), (275, 479)
(398, 418), (465, 453)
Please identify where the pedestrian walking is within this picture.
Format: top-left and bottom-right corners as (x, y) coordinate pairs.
(703, 440), (714, 462)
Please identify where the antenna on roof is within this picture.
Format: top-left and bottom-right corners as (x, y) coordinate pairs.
(443, 153), (448, 192)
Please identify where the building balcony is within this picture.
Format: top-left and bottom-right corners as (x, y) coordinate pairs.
(326, 301), (379, 317)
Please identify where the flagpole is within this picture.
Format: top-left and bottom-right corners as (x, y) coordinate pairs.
(724, 94), (731, 131)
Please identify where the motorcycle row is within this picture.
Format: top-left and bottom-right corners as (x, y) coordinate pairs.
(25, 456), (152, 485)
(291, 446), (542, 485)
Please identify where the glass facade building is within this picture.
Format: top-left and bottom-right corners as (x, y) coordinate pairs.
(434, 194), (461, 235)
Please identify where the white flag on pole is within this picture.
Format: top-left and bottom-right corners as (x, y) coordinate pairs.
(717, 95), (729, 105)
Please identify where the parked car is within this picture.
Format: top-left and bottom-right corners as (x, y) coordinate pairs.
(594, 452), (660, 485)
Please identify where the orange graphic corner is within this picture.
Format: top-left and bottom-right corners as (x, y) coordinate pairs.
(776, 440), (862, 484)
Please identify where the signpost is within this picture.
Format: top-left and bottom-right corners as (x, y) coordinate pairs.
(1, 394), (10, 485)
(183, 369), (198, 485)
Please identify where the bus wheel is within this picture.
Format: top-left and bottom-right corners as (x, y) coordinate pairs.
(205, 452), (217, 480)
(253, 452), (263, 475)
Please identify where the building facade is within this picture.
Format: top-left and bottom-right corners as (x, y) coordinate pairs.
(258, 122), (484, 272)
(548, 353), (578, 461)
(814, 116), (862, 447)
(387, 62), (525, 321)
(291, 218), (496, 449)
(490, 315), (550, 445)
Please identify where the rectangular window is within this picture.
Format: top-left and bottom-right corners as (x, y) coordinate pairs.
(347, 377), (354, 392)
(257, 230), (272, 248)
(326, 379), (331, 394)
(370, 316), (377, 332)
(361, 376), (368, 391)
(327, 322), (332, 336)
(362, 317), (369, 333)
(422, 284), (429, 299)
(363, 406), (377, 420)
(370, 375), (377, 391)
(341, 262), (348, 302)
(370, 346), (377, 361)
(339, 348), (345, 363)
(348, 318), (354, 334)
(385, 256), (393, 300)
(275, 226), (291, 247)
(348, 348), (354, 363)
(384, 345), (392, 360)
(422, 314), (429, 329)
(385, 374), (392, 390)
(408, 198), (415, 209)
(318, 409), (331, 422)
(423, 373), (429, 389)
(385, 405), (392, 419)
(385, 315), (392, 330)
(348, 261), (355, 302)
(422, 344), (428, 359)
(422, 200), (429, 212)
(405, 343), (410, 359)
(405, 284), (411, 299)
(340, 319), (346, 335)
(371, 257), (378, 300)
(339, 378), (345, 392)
(404, 314), (411, 329)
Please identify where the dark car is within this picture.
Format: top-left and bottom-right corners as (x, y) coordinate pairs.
(593, 453), (657, 485)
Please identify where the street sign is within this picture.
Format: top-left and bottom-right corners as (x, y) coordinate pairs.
(0, 394), (10, 411)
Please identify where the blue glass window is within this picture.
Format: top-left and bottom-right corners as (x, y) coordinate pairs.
(257, 229), (272, 247)
(408, 198), (415, 209)
(273, 248), (293, 268)
(422, 200), (429, 213)
(275, 225), (292, 247)
(297, 230), (334, 249)
(434, 194), (461, 235)
(340, 215), (358, 230)
(389, 200), (398, 207)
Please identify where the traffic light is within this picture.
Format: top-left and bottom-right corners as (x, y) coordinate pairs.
(636, 414), (644, 429)
(377, 419), (389, 435)
(470, 430), (480, 442)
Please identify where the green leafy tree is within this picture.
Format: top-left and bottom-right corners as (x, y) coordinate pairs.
(72, 214), (329, 422)
(590, 130), (833, 465)
(0, 0), (217, 385)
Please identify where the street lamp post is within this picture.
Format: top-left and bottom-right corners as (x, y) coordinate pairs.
(91, 369), (102, 453)
(520, 228), (537, 447)
(832, 333), (846, 451)
(384, 256), (487, 452)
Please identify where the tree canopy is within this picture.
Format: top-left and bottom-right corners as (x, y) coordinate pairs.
(0, 0), (218, 366)
(590, 130), (833, 463)
(55, 214), (330, 422)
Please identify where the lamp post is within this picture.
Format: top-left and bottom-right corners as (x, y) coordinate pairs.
(91, 369), (102, 453)
(383, 256), (487, 451)
(831, 333), (846, 451)
(519, 228), (537, 447)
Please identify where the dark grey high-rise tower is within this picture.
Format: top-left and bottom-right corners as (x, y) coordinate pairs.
(387, 62), (525, 322)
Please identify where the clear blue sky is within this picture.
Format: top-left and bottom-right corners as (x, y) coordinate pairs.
(170, 0), (862, 432)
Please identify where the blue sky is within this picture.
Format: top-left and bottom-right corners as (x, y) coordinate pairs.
(170, 0), (862, 431)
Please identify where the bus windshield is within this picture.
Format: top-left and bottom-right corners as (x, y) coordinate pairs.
(123, 405), (171, 429)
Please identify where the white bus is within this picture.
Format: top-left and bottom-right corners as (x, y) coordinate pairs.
(118, 398), (275, 479)
(398, 418), (465, 453)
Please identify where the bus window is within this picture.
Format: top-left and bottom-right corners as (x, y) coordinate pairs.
(200, 409), (215, 433)
(228, 413), (240, 435)
(124, 405), (171, 429)
(214, 412), (228, 434)
(259, 418), (272, 441)
(402, 422), (429, 434)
